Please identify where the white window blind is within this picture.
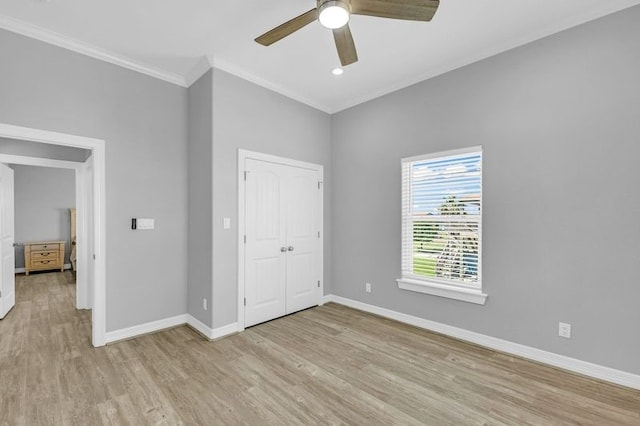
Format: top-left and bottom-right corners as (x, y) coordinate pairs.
(401, 147), (482, 289)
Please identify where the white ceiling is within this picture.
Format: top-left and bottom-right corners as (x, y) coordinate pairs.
(1, 0), (639, 113)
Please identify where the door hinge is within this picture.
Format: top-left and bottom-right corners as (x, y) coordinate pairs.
(244, 235), (247, 244)
(318, 181), (321, 189)
(93, 254), (96, 260)
(244, 297), (246, 306)
(244, 171), (248, 181)
(317, 231), (320, 238)
(0, 290), (2, 297)
(317, 280), (320, 288)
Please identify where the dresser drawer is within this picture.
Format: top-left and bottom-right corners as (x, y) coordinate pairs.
(30, 251), (59, 261)
(31, 259), (61, 269)
(29, 243), (60, 251)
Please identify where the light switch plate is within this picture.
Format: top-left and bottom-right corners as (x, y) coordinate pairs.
(223, 217), (231, 229)
(137, 218), (155, 230)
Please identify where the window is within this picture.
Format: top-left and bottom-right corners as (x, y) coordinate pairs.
(397, 146), (487, 304)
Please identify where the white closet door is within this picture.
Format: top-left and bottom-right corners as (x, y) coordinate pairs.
(244, 159), (287, 327)
(0, 163), (15, 319)
(244, 157), (322, 328)
(285, 166), (320, 314)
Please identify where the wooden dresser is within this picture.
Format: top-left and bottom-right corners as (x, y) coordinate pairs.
(24, 241), (66, 275)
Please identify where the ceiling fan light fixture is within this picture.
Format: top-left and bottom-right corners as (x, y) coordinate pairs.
(318, 0), (350, 29)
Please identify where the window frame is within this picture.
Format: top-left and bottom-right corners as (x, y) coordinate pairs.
(396, 146), (487, 305)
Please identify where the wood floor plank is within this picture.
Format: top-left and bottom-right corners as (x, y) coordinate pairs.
(1, 272), (639, 425)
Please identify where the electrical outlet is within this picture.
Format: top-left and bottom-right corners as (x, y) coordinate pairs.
(203, 298), (208, 311)
(558, 322), (571, 339)
(365, 282), (372, 293)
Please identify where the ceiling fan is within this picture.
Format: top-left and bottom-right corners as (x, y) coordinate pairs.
(255, 0), (440, 67)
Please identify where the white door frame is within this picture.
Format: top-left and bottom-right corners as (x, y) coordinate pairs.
(237, 149), (324, 331)
(0, 123), (107, 347)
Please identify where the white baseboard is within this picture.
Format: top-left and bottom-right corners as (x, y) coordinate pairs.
(325, 295), (640, 390)
(15, 263), (72, 274)
(105, 314), (188, 344)
(185, 314), (214, 339)
(185, 315), (239, 340)
(212, 322), (239, 339)
(104, 313), (239, 344)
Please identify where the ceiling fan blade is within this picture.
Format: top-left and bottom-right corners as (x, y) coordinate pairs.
(255, 9), (318, 46)
(333, 24), (358, 66)
(351, 0), (439, 22)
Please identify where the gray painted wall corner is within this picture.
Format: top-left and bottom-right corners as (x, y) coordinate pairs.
(187, 69), (214, 327)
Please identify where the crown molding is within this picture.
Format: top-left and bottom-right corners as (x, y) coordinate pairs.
(184, 55), (214, 87)
(330, 0), (640, 113)
(0, 14), (188, 87)
(211, 57), (332, 114)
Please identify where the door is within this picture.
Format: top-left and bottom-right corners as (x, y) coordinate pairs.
(244, 159), (288, 327)
(0, 163), (15, 319)
(244, 158), (321, 327)
(285, 167), (320, 314)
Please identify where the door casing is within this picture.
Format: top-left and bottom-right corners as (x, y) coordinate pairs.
(237, 149), (324, 331)
(0, 123), (107, 347)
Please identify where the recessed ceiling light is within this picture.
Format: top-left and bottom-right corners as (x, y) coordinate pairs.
(331, 67), (344, 76)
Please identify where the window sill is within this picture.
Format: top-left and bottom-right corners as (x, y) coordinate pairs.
(396, 277), (488, 305)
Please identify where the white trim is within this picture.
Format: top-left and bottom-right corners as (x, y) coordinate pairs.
(396, 278), (487, 305)
(321, 294), (333, 305)
(0, 154), (82, 170)
(401, 145), (483, 164)
(237, 149), (325, 332)
(104, 314), (239, 344)
(212, 58), (332, 113)
(0, 14), (187, 87)
(75, 161), (90, 310)
(212, 322), (240, 340)
(0, 123), (107, 347)
(184, 56), (214, 88)
(105, 314), (188, 344)
(186, 314), (213, 338)
(325, 295), (640, 390)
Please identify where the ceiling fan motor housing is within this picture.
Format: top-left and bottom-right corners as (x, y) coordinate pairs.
(317, 0), (351, 29)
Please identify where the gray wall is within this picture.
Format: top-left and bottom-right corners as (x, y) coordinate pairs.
(0, 29), (189, 332)
(12, 165), (75, 268)
(0, 137), (91, 162)
(331, 6), (640, 375)
(211, 68), (331, 328)
(187, 69), (213, 326)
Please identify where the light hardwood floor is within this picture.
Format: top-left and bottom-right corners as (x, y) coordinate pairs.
(1, 272), (639, 425)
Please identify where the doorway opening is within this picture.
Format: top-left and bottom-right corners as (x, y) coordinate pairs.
(0, 124), (106, 346)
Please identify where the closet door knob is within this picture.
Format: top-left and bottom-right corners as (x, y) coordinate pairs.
(288, 246), (294, 252)
(280, 247), (287, 252)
